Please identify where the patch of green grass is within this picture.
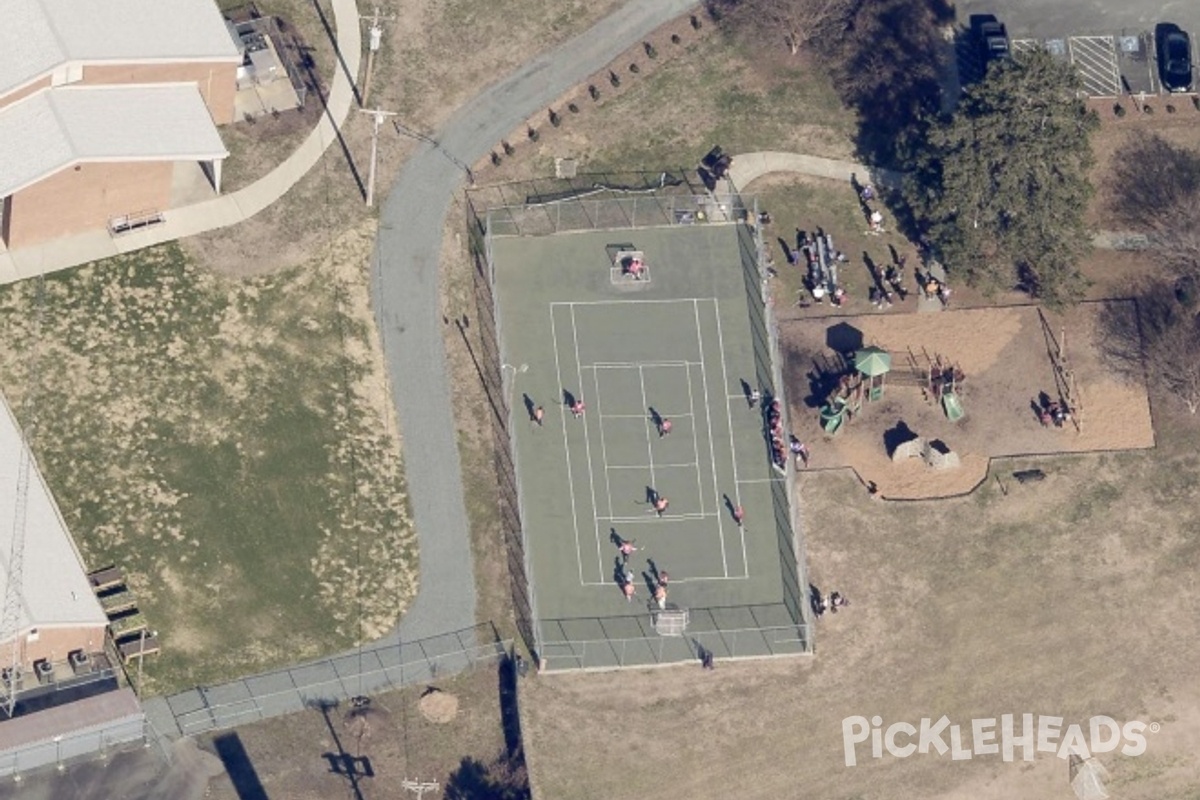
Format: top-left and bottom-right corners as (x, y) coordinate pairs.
(0, 244), (415, 693)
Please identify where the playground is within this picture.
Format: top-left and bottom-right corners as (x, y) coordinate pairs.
(488, 220), (808, 670)
(780, 302), (1156, 499)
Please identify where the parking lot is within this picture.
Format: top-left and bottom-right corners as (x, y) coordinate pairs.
(953, 1), (1198, 99)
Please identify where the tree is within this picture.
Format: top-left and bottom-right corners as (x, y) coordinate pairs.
(1099, 280), (1200, 414)
(906, 49), (1099, 305)
(707, 0), (855, 55)
(1107, 134), (1200, 283)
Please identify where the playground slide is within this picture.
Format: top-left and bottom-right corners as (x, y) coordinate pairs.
(942, 392), (964, 422)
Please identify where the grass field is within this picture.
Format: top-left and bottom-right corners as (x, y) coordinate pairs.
(0, 227), (415, 694)
(522, 408), (1200, 798)
(490, 223), (808, 669)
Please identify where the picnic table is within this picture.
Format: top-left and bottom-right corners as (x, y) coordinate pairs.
(88, 566), (124, 592)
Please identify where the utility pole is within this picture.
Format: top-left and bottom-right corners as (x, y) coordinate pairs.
(359, 106), (397, 207)
(360, 7), (394, 107)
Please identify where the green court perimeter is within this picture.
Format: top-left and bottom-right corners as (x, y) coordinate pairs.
(490, 221), (809, 670)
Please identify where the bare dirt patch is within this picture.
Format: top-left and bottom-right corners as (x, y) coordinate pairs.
(779, 303), (1154, 499)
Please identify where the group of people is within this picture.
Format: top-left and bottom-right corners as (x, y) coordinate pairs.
(814, 589), (850, 617)
(922, 273), (952, 307)
(1034, 396), (1073, 428)
(614, 535), (670, 607)
(794, 230), (848, 306)
(860, 184), (886, 234)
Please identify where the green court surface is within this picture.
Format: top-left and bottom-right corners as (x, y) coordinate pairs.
(491, 223), (808, 670)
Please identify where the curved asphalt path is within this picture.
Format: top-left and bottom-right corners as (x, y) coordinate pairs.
(373, 0), (699, 645)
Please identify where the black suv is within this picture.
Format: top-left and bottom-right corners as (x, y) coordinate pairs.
(973, 15), (1011, 73)
(1156, 23), (1194, 93)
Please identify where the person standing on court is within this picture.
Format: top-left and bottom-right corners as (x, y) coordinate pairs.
(653, 496), (669, 516)
(532, 405), (545, 427)
(659, 417), (672, 437)
(732, 505), (745, 527)
(570, 398), (586, 418)
(619, 540), (637, 564)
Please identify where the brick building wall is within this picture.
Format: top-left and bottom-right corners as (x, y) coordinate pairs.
(83, 62), (237, 124)
(3, 161), (172, 249)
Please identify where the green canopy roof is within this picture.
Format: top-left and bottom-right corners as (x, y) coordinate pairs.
(855, 346), (892, 377)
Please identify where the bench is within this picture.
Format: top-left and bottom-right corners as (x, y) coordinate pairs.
(88, 566), (124, 592)
(118, 634), (160, 662)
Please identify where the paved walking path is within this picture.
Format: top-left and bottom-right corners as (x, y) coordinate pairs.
(141, 0), (702, 741)
(0, 0), (363, 285)
(726, 150), (1129, 250)
(371, 0), (699, 647)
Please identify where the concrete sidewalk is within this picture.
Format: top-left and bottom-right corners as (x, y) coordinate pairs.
(726, 150), (1130, 250)
(0, 0), (363, 285)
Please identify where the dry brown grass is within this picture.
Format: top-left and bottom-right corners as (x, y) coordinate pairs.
(522, 404), (1200, 798)
(189, 0), (626, 277)
(201, 662), (511, 800)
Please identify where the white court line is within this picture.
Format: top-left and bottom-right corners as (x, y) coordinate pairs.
(549, 305), (588, 585)
(608, 462), (698, 470)
(590, 365), (617, 521)
(694, 299), (730, 577)
(637, 364), (657, 491)
(581, 574), (748, 586)
(599, 413), (694, 420)
(554, 298), (702, 306)
(713, 298), (750, 578)
(589, 360), (699, 369)
(569, 305), (606, 584)
(683, 361), (707, 516)
(600, 512), (715, 524)
(738, 477), (786, 484)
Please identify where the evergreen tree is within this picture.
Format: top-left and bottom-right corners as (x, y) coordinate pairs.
(906, 49), (1099, 305)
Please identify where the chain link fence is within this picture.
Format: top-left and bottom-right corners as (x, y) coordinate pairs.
(148, 624), (509, 739)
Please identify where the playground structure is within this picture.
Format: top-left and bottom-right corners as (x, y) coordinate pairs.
(818, 344), (967, 434)
(898, 347), (967, 422)
(1038, 309), (1083, 433)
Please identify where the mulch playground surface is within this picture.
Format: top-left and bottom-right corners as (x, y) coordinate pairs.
(779, 302), (1155, 500)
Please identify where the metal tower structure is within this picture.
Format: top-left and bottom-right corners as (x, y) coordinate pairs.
(1, 277), (46, 718)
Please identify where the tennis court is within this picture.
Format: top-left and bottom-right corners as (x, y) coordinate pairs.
(490, 222), (809, 670)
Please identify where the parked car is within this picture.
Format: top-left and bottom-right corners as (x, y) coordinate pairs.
(1156, 23), (1194, 93)
(974, 15), (1011, 72)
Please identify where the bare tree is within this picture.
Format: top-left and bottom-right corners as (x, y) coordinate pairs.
(1100, 282), (1200, 414)
(711, 0), (854, 55)
(1107, 133), (1200, 229)
(1151, 192), (1200, 286)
